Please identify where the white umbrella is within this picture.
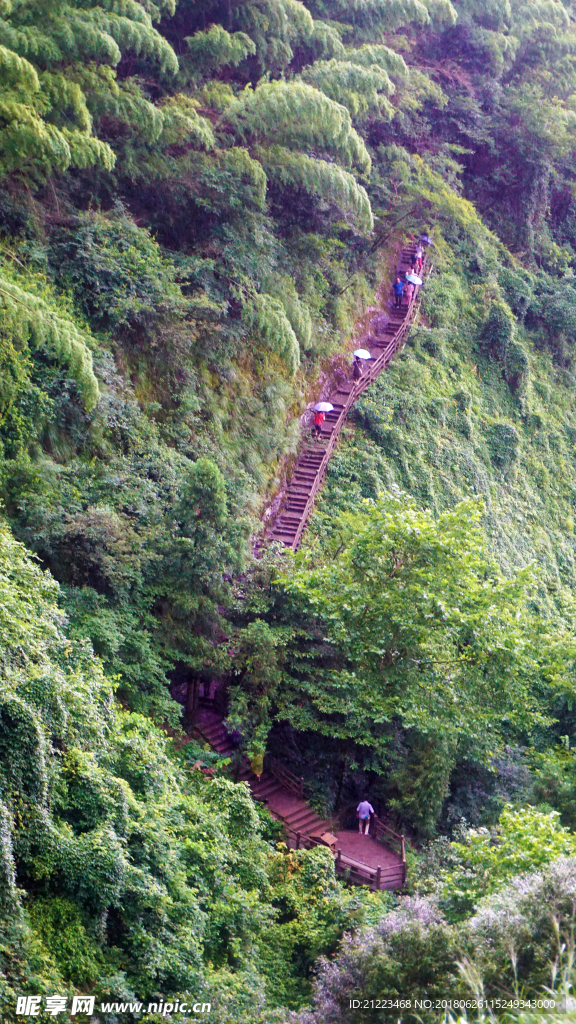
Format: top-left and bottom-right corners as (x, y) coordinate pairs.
(353, 349), (371, 359)
(314, 402), (334, 413)
(405, 273), (422, 285)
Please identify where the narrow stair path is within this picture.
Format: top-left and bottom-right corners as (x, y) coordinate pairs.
(268, 240), (430, 549)
(195, 709), (330, 838)
(194, 707), (406, 891)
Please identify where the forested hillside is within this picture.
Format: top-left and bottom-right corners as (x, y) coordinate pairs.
(6, 0), (576, 1020)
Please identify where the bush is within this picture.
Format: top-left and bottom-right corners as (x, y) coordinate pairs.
(49, 210), (183, 332)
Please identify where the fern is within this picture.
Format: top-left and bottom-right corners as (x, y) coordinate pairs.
(242, 292), (300, 374)
(258, 145), (374, 231)
(300, 58), (395, 120)
(232, 80), (371, 172)
(0, 269), (100, 410)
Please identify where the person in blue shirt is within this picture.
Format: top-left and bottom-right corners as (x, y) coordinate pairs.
(392, 277), (404, 308)
(357, 798), (375, 834)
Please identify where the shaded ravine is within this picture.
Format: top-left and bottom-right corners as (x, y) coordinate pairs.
(194, 706), (407, 891)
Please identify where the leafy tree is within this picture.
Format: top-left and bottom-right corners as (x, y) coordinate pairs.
(278, 494), (552, 748)
(439, 805), (576, 919)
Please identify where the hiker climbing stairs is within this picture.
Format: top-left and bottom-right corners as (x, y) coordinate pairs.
(194, 706), (407, 891)
(268, 240), (431, 549)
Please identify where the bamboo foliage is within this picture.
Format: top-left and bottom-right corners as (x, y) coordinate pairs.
(299, 59), (395, 120)
(0, 271), (99, 410)
(242, 292), (301, 374)
(259, 145), (374, 230)
(0, 0), (178, 181)
(231, 80), (372, 172)
(183, 24), (257, 78)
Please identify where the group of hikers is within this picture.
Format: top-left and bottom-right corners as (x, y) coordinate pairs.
(313, 235), (430, 438)
(393, 241), (424, 309)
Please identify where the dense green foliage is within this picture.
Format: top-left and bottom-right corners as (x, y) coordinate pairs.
(7, 0), (576, 1018)
(0, 524), (383, 1021)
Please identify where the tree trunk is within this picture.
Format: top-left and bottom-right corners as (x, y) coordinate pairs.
(184, 678), (199, 730)
(334, 756), (348, 811)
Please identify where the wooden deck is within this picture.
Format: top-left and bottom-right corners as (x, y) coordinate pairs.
(268, 240), (431, 550)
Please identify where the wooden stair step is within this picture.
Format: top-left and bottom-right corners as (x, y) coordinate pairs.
(264, 239), (430, 551)
(251, 779), (282, 798)
(284, 806), (324, 827)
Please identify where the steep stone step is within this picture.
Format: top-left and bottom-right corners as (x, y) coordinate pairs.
(285, 804), (324, 825)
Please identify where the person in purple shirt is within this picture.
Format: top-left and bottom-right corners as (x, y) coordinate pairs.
(357, 797), (375, 835)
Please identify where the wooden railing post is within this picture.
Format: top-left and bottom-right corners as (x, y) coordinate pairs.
(296, 831), (301, 850)
(376, 865), (381, 891)
(336, 848), (341, 872)
(401, 835), (406, 863)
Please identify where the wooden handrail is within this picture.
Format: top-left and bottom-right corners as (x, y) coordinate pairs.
(266, 755), (304, 799)
(373, 818), (407, 865)
(289, 258), (432, 550)
(284, 825), (407, 890)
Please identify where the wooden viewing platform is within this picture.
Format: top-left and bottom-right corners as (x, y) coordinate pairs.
(268, 240), (431, 550)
